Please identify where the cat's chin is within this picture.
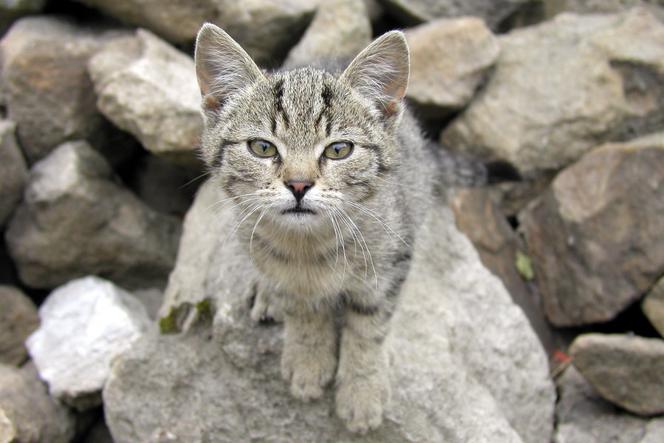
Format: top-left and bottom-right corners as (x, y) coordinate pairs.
(272, 210), (326, 231)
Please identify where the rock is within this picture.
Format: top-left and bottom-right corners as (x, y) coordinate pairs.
(0, 120), (27, 226)
(380, 0), (536, 29)
(643, 276), (664, 337)
(5, 141), (181, 290)
(26, 276), (150, 410)
(441, 8), (664, 176)
(79, 0), (317, 66)
(405, 17), (499, 118)
(554, 365), (664, 443)
(570, 333), (664, 416)
(88, 30), (203, 165)
(451, 188), (561, 357)
(0, 285), (38, 367)
(544, 0), (664, 23)
(519, 132), (664, 326)
(105, 179), (555, 443)
(0, 16), (124, 164)
(283, 0), (372, 69)
(0, 0), (45, 33)
(0, 363), (76, 443)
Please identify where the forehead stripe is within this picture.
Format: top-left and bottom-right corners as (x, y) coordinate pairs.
(273, 78), (290, 129)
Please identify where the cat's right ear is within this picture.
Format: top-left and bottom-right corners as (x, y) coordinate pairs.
(194, 24), (264, 120)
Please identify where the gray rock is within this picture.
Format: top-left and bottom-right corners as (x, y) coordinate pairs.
(441, 8), (664, 176)
(0, 16), (124, 164)
(0, 363), (76, 443)
(5, 141), (181, 290)
(643, 276), (664, 337)
(0, 285), (38, 367)
(380, 0), (536, 29)
(554, 365), (664, 443)
(105, 179), (554, 443)
(405, 17), (500, 118)
(283, 0), (372, 69)
(27, 276), (150, 410)
(519, 132), (664, 326)
(79, 0), (317, 66)
(89, 30), (202, 165)
(544, 0), (664, 23)
(0, 120), (27, 226)
(0, 0), (45, 33)
(570, 333), (664, 416)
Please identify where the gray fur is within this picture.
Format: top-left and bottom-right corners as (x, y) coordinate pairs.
(195, 24), (460, 433)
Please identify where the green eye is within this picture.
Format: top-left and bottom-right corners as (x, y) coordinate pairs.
(249, 139), (278, 158)
(323, 141), (353, 160)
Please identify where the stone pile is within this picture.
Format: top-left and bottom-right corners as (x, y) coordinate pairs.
(0, 0), (663, 442)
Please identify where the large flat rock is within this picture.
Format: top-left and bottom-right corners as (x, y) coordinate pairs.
(104, 179), (554, 443)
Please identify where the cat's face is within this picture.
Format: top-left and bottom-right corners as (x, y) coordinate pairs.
(195, 25), (409, 231)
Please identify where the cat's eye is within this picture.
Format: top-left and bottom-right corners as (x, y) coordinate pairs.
(248, 139), (278, 158)
(323, 141), (353, 160)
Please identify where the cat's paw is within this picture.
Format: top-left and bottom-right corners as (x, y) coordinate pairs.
(281, 344), (336, 401)
(336, 375), (390, 434)
(249, 286), (283, 323)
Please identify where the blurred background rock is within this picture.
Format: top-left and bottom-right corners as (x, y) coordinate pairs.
(1, 0), (663, 442)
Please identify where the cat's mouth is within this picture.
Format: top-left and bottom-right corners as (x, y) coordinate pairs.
(282, 206), (316, 215)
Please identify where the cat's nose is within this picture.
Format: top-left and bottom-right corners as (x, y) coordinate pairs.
(285, 179), (314, 203)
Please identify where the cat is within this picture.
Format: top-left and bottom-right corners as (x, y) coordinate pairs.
(193, 23), (487, 433)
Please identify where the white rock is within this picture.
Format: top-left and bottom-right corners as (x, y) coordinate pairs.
(27, 276), (151, 410)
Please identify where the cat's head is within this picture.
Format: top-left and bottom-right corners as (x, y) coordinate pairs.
(194, 24), (409, 231)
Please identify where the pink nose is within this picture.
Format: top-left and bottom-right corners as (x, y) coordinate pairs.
(285, 180), (314, 203)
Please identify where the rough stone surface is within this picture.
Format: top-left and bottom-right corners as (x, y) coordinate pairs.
(380, 0), (535, 29)
(0, 120), (27, 226)
(405, 17), (499, 118)
(554, 365), (664, 443)
(283, 0), (372, 69)
(89, 30), (202, 165)
(105, 180), (555, 443)
(519, 133), (664, 326)
(0, 285), (38, 367)
(451, 188), (561, 358)
(0, 16), (123, 163)
(0, 363), (76, 443)
(545, 0), (664, 23)
(27, 276), (150, 410)
(570, 333), (664, 416)
(5, 141), (181, 290)
(643, 276), (664, 337)
(441, 8), (664, 176)
(79, 0), (317, 66)
(0, 0), (45, 33)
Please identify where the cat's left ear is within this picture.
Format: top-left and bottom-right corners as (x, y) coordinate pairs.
(194, 23), (264, 120)
(340, 31), (409, 120)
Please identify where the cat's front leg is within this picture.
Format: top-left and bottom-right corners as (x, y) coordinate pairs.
(335, 302), (393, 434)
(281, 306), (337, 401)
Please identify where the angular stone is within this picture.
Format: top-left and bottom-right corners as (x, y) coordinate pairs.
(441, 9), (664, 176)
(0, 120), (27, 226)
(79, 0), (317, 66)
(380, 0), (535, 29)
(0, 363), (76, 443)
(519, 132), (664, 326)
(26, 276), (150, 410)
(89, 30), (202, 165)
(0, 285), (38, 367)
(570, 333), (664, 416)
(106, 179), (554, 443)
(0, 16), (123, 163)
(643, 276), (664, 337)
(283, 0), (371, 69)
(405, 17), (499, 118)
(554, 365), (664, 443)
(5, 141), (181, 290)
(544, 0), (664, 23)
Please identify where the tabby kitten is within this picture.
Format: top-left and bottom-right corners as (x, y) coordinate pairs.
(194, 24), (457, 433)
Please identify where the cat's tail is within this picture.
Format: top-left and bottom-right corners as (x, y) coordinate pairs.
(430, 142), (521, 188)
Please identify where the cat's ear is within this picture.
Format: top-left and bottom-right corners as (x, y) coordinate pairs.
(194, 23), (264, 118)
(340, 31), (409, 119)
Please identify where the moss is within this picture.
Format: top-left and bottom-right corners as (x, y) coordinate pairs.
(159, 307), (181, 334)
(515, 250), (535, 281)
